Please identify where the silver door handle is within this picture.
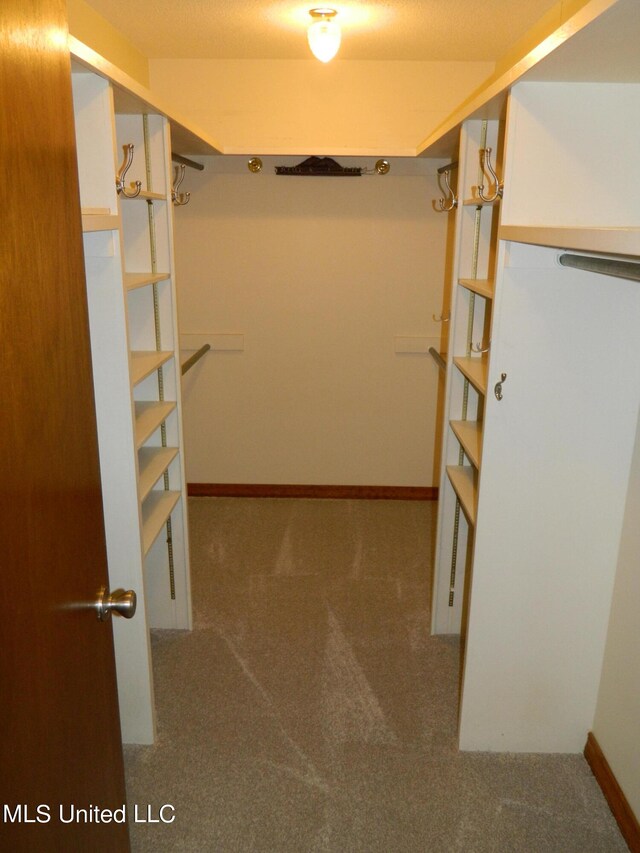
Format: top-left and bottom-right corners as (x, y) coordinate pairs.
(96, 586), (137, 621)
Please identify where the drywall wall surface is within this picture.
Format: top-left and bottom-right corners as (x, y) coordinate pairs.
(176, 156), (449, 487)
(67, 0), (150, 86)
(593, 407), (640, 819)
(149, 59), (493, 155)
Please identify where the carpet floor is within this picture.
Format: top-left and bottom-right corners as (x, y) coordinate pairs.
(123, 497), (627, 852)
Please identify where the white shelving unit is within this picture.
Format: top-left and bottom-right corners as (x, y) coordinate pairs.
(429, 0), (640, 754)
(70, 48), (219, 744)
(457, 80), (640, 754)
(432, 117), (502, 636)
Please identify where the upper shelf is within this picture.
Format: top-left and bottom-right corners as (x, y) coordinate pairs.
(417, 0), (640, 158)
(500, 226), (640, 257)
(68, 1), (639, 164)
(69, 36), (222, 157)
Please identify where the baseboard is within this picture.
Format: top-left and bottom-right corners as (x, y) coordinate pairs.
(187, 483), (438, 500)
(584, 732), (640, 852)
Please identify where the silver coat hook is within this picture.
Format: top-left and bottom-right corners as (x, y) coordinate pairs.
(172, 164), (191, 206)
(437, 169), (458, 211)
(478, 147), (504, 203)
(471, 339), (491, 353)
(116, 143), (142, 198)
(494, 372), (507, 401)
(433, 313), (450, 323)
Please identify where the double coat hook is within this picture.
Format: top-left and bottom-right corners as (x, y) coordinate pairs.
(437, 169), (458, 211)
(478, 147), (504, 203)
(172, 164), (191, 206)
(116, 143), (142, 198)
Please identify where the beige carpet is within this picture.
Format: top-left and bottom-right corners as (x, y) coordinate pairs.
(124, 498), (626, 852)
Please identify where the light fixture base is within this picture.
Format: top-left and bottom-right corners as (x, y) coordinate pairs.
(309, 7), (337, 20)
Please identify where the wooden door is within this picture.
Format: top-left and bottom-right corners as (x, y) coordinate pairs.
(0, 1), (129, 850)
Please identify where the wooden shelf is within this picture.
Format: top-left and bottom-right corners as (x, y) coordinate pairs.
(120, 189), (166, 202)
(134, 401), (176, 448)
(446, 465), (477, 527)
(70, 36), (223, 157)
(138, 447), (179, 502)
(450, 420), (483, 469)
(130, 351), (174, 385)
(499, 225), (640, 257)
(453, 357), (488, 395)
(463, 196), (501, 208)
(124, 272), (171, 291)
(459, 278), (494, 299)
(141, 490), (181, 555)
(82, 212), (119, 232)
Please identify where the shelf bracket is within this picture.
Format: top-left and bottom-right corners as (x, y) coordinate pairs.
(171, 152), (204, 171)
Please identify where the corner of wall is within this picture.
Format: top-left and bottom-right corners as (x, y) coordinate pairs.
(66, 0), (150, 87)
(592, 406), (640, 821)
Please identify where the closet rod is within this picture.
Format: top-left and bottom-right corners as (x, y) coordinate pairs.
(181, 344), (211, 375)
(437, 161), (458, 174)
(429, 347), (446, 372)
(172, 152), (204, 171)
(558, 253), (640, 282)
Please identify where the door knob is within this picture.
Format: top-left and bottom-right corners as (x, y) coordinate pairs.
(96, 586), (137, 621)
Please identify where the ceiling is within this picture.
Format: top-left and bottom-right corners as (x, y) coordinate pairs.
(86, 0), (561, 61)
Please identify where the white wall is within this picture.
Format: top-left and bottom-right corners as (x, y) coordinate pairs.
(175, 156), (450, 487)
(593, 407), (640, 819)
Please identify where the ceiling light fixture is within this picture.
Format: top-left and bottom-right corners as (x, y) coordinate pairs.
(307, 8), (341, 63)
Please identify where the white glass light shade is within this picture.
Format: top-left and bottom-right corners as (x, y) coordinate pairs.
(307, 18), (341, 63)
